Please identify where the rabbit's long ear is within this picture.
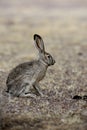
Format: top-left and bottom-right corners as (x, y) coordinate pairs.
(34, 34), (45, 53)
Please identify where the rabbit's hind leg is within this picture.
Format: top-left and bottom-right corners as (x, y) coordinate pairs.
(16, 83), (30, 97)
(19, 92), (37, 99)
(18, 83), (37, 98)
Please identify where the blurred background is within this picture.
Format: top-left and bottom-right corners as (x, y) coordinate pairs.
(0, 0), (87, 70)
(0, 1), (87, 130)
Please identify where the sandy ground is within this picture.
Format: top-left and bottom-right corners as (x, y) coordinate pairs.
(0, 1), (87, 130)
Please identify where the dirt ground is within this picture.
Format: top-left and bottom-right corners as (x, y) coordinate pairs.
(0, 1), (87, 130)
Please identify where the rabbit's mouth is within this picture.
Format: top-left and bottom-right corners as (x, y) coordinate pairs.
(48, 59), (55, 66)
(51, 59), (56, 65)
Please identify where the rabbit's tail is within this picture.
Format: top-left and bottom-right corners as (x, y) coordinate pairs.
(3, 88), (12, 97)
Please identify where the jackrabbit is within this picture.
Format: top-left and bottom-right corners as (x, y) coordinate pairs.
(6, 34), (55, 98)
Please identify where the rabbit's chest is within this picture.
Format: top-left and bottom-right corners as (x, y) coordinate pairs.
(37, 67), (47, 81)
(39, 70), (46, 80)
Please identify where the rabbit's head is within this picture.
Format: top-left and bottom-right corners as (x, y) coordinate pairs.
(34, 34), (55, 66)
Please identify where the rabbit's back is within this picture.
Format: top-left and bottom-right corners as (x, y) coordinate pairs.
(6, 61), (37, 85)
(6, 60), (47, 96)
(6, 61), (41, 96)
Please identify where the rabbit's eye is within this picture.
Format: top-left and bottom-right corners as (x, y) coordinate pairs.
(48, 55), (50, 58)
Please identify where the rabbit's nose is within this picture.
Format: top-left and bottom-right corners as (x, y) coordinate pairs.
(52, 59), (56, 65)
